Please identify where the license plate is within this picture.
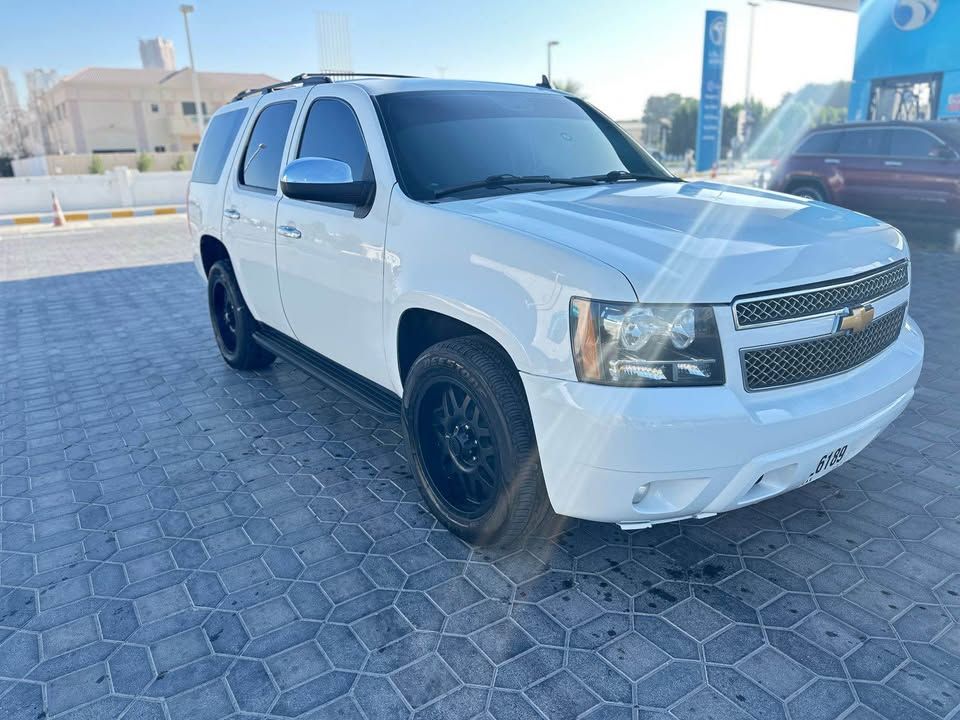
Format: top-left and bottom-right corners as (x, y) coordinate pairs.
(805, 444), (848, 484)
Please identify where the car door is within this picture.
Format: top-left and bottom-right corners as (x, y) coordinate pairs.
(275, 86), (393, 388)
(221, 89), (306, 335)
(828, 127), (891, 216)
(886, 127), (958, 217)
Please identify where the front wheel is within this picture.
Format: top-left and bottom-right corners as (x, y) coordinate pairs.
(402, 336), (550, 545)
(790, 184), (825, 202)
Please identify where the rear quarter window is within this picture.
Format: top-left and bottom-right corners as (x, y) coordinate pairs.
(836, 128), (887, 156)
(191, 108), (248, 184)
(795, 131), (839, 155)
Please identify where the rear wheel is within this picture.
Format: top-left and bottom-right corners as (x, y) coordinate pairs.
(402, 336), (550, 545)
(789, 183), (825, 202)
(207, 260), (275, 370)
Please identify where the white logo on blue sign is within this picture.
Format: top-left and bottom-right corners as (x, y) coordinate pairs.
(893, 0), (938, 30)
(709, 17), (726, 46)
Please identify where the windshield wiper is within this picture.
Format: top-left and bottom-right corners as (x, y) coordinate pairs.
(433, 174), (597, 199)
(584, 170), (683, 184)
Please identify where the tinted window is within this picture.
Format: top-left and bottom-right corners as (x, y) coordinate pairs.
(377, 90), (669, 201)
(933, 124), (960, 151)
(836, 129), (887, 156)
(298, 99), (370, 180)
(889, 129), (942, 158)
(182, 101), (208, 116)
(191, 108), (248, 184)
(240, 102), (297, 192)
(795, 131), (839, 155)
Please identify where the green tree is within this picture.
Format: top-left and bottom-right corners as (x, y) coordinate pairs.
(136, 153), (154, 172)
(172, 155), (188, 171)
(666, 98), (699, 157)
(89, 155), (105, 175)
(641, 93), (684, 147)
(552, 78), (585, 98)
(747, 81), (850, 159)
(721, 99), (768, 157)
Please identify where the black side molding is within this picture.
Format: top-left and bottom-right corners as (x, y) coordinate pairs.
(253, 325), (401, 419)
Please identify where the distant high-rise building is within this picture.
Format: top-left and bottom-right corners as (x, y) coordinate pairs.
(0, 67), (19, 114)
(139, 37), (176, 71)
(25, 68), (59, 105)
(24, 69), (61, 155)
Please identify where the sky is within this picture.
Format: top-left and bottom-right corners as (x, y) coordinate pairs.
(1, 0), (859, 119)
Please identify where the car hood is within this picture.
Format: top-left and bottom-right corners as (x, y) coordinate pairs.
(442, 181), (907, 303)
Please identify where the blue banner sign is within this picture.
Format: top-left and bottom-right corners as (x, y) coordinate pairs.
(696, 10), (727, 172)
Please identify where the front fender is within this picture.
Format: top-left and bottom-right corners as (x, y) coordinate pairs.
(383, 188), (637, 391)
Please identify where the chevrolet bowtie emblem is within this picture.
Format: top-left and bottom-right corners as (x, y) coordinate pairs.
(837, 304), (875, 335)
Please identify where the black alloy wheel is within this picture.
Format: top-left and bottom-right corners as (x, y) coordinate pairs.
(415, 377), (500, 519)
(206, 259), (275, 370)
(211, 275), (239, 354)
(402, 336), (551, 545)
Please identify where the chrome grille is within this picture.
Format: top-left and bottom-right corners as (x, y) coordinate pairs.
(741, 304), (906, 391)
(734, 261), (908, 328)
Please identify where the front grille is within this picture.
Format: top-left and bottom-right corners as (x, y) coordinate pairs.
(734, 261), (909, 328)
(741, 303), (906, 391)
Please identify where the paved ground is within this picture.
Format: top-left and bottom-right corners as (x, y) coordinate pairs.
(0, 215), (191, 281)
(1, 217), (959, 720)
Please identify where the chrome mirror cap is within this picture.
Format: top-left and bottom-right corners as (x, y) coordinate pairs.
(281, 157), (354, 186)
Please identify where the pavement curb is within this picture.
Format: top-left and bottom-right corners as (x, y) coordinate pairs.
(0, 205), (185, 226)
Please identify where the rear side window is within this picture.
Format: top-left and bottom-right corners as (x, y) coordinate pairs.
(889, 129), (942, 158)
(297, 99), (371, 181)
(795, 131), (839, 155)
(191, 108), (247, 184)
(240, 102), (297, 192)
(836, 129), (887, 156)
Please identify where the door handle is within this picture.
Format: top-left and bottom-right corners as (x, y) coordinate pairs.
(278, 225), (302, 239)
(824, 158), (840, 164)
(884, 160), (903, 167)
(223, 208), (240, 220)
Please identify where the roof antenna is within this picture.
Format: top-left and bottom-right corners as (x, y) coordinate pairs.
(536, 74), (552, 89)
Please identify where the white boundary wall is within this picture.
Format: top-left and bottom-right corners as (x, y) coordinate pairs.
(0, 169), (190, 214)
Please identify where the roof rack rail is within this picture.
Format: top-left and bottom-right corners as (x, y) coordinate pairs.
(230, 72), (421, 103)
(231, 74), (332, 102)
(324, 72), (421, 80)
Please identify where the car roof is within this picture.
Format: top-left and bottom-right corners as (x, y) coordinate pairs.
(348, 77), (558, 96)
(808, 120), (957, 133)
(226, 76), (566, 106)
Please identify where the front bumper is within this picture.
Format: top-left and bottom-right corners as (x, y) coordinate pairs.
(521, 315), (924, 527)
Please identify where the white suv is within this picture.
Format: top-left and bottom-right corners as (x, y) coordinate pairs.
(188, 74), (924, 545)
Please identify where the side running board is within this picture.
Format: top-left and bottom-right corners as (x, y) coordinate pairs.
(253, 325), (402, 419)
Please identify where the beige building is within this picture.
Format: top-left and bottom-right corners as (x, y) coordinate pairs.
(39, 67), (279, 154)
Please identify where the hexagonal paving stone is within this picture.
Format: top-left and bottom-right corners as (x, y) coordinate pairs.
(1, 227), (959, 719)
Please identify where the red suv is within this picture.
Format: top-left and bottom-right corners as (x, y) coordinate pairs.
(768, 121), (960, 222)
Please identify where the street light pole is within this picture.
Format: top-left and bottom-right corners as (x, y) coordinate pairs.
(180, 4), (205, 139)
(744, 1), (759, 107)
(546, 41), (559, 84)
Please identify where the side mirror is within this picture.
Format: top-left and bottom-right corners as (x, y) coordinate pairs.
(280, 157), (374, 206)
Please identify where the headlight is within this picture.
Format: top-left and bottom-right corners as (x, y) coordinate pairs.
(570, 298), (725, 386)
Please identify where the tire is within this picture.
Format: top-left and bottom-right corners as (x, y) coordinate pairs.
(402, 336), (551, 546)
(206, 259), (275, 370)
(789, 183), (825, 202)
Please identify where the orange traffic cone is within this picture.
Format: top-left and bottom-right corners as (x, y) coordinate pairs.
(51, 191), (66, 226)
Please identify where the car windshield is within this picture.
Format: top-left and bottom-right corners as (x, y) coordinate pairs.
(376, 89), (673, 201)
